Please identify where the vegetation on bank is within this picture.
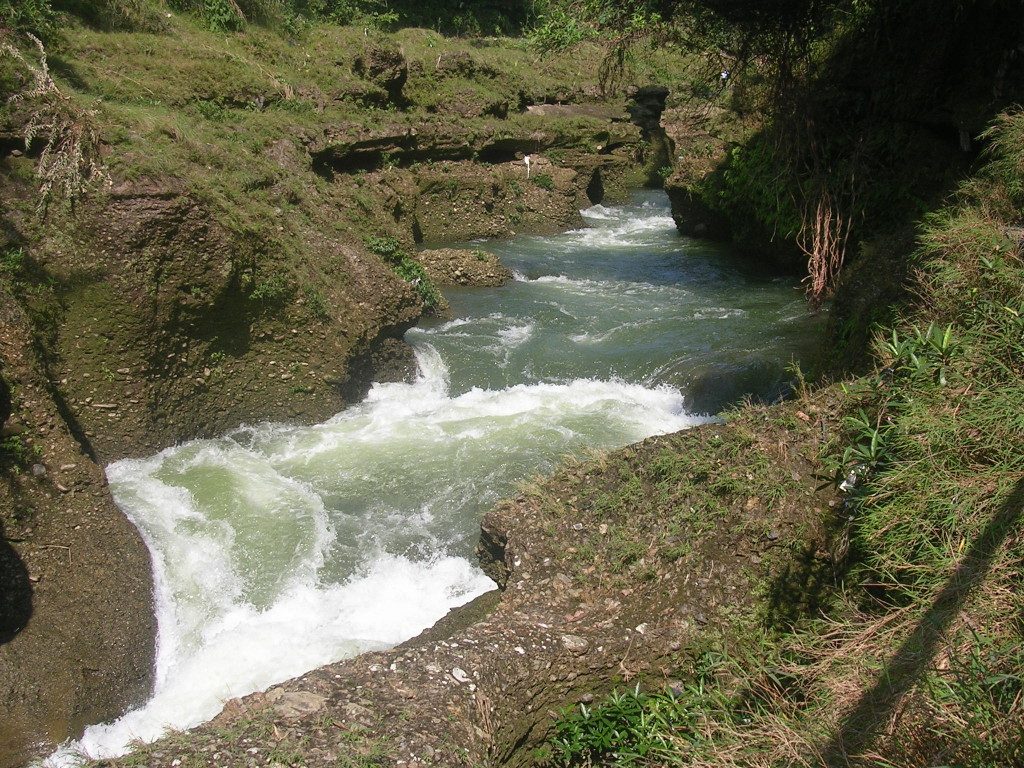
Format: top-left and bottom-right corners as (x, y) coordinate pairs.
(2, 1), (1021, 767)
(0, 0), (536, 37)
(542, 107), (1024, 768)
(365, 235), (442, 310)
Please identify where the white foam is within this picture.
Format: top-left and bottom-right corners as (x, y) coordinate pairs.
(496, 322), (534, 348)
(421, 316), (475, 333)
(580, 203), (617, 220)
(567, 202), (678, 249)
(48, 553), (489, 764)
(693, 307), (747, 320)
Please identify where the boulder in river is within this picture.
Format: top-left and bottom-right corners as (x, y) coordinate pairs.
(415, 248), (513, 287)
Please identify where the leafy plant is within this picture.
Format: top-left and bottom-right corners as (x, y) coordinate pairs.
(0, 435), (33, 469)
(840, 409), (890, 472)
(248, 273), (293, 305)
(533, 172), (555, 191)
(203, 0), (243, 31)
(528, 6), (593, 52)
(0, 0), (54, 35)
(550, 685), (674, 766)
(303, 285), (330, 320)
(365, 235), (442, 311)
(0, 248), (25, 277)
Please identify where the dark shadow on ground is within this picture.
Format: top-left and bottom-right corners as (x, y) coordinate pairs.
(818, 478), (1024, 766)
(0, 517), (32, 645)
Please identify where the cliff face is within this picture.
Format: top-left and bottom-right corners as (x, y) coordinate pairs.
(0, 20), (680, 764)
(0, 290), (155, 768)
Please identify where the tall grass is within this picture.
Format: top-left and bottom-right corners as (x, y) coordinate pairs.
(544, 111), (1024, 768)
(1, 0), (531, 36)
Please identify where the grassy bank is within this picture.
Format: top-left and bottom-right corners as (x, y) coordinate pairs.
(543, 109), (1024, 768)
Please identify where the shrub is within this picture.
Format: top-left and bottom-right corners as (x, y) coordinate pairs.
(248, 272), (294, 305)
(0, 0), (54, 35)
(365, 235), (442, 311)
(0, 248), (25, 276)
(533, 172), (555, 191)
(0, 35), (110, 211)
(303, 285), (330, 320)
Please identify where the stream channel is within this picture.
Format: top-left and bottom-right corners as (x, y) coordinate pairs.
(50, 190), (823, 762)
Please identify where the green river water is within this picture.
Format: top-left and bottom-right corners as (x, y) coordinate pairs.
(50, 190), (823, 762)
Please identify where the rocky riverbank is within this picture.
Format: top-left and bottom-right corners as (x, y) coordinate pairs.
(93, 394), (841, 768)
(0, 18), (685, 765)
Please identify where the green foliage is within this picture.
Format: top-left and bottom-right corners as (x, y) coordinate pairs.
(0, 435), (41, 470)
(0, 0), (54, 35)
(551, 685), (674, 766)
(0, 248), (25, 277)
(248, 272), (294, 305)
(303, 285), (330, 320)
(527, 6), (593, 51)
(52, 0), (167, 31)
(549, 651), (742, 767)
(202, 0), (244, 31)
(532, 172), (554, 191)
(365, 236), (441, 310)
(526, 0), (662, 52)
(194, 99), (228, 121)
(923, 640), (1024, 766)
(699, 137), (802, 252)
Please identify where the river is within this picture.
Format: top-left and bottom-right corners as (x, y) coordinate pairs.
(48, 190), (822, 762)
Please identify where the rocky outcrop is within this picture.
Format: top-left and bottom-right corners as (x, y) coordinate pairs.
(627, 85), (674, 187)
(0, 290), (155, 768)
(32, 179), (424, 463)
(352, 43), (408, 106)
(415, 248), (512, 287)
(409, 155), (598, 242)
(308, 117), (642, 178)
(661, 103), (740, 239)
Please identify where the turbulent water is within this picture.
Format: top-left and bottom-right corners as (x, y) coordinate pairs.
(48, 192), (821, 763)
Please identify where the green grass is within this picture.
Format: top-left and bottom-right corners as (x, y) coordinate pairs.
(543, 110), (1024, 768)
(365, 235), (441, 311)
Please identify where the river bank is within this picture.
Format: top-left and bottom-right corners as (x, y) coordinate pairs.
(46, 193), (820, 764)
(4, 3), (1021, 766)
(0, 16), (701, 764)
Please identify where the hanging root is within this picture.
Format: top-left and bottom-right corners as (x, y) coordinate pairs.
(800, 191), (850, 307)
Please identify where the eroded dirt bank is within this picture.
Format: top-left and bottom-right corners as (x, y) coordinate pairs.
(0, 292), (154, 765)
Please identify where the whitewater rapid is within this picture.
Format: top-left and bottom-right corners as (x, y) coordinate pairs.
(48, 351), (706, 763)
(46, 192), (819, 764)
